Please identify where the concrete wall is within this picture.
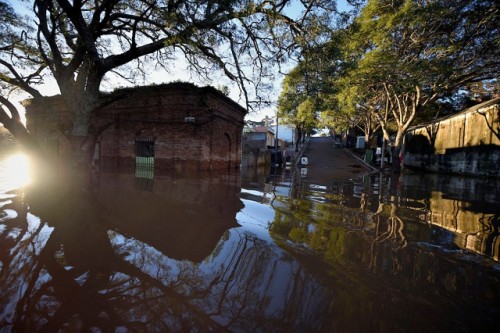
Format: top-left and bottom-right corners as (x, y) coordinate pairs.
(404, 98), (500, 177)
(241, 141), (271, 167)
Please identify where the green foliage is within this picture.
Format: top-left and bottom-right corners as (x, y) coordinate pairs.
(326, 0), (500, 155)
(350, 0), (499, 96)
(285, 0), (499, 137)
(277, 30), (348, 132)
(277, 66), (309, 119)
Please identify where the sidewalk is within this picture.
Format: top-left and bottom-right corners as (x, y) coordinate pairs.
(298, 137), (374, 185)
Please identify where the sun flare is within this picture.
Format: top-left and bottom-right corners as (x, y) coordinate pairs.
(1, 153), (32, 190)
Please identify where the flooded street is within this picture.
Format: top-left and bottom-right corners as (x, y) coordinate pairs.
(1, 154), (500, 332)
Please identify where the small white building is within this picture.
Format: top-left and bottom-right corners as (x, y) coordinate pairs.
(275, 125), (295, 143)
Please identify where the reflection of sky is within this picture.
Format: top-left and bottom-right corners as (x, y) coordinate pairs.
(236, 199), (275, 241)
(106, 225), (329, 330)
(108, 230), (181, 281)
(272, 185), (292, 197)
(99, 179), (332, 329)
(0, 209), (53, 324)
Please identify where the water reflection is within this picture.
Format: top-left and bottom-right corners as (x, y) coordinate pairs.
(0, 165), (337, 332)
(0, 156), (500, 332)
(404, 174), (500, 261)
(96, 172), (243, 262)
(267, 169), (500, 261)
(242, 168), (500, 331)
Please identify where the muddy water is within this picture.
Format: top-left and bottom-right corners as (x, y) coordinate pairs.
(1, 154), (499, 332)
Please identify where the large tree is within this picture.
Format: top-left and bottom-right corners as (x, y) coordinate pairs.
(0, 0), (338, 179)
(281, 0), (499, 172)
(0, 1), (45, 151)
(335, 0), (500, 172)
(277, 65), (322, 150)
(277, 29), (347, 148)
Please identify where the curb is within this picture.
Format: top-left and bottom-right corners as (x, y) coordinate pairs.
(343, 148), (379, 173)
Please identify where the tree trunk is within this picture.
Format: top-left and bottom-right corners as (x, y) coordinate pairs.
(390, 128), (407, 174)
(295, 126), (303, 152)
(68, 134), (99, 188)
(391, 145), (402, 174)
(58, 81), (101, 187)
(380, 138), (386, 169)
(3, 120), (42, 155)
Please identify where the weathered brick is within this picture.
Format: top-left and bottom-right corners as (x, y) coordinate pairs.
(25, 83), (247, 172)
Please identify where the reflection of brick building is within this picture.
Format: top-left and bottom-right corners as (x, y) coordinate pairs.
(95, 171), (243, 262)
(25, 83), (247, 172)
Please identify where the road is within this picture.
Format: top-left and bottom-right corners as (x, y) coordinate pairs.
(299, 137), (373, 185)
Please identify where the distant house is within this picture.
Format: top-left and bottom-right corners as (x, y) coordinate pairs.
(242, 125), (289, 167)
(245, 126), (276, 148)
(24, 82), (247, 174)
(242, 126), (272, 167)
(404, 97), (500, 177)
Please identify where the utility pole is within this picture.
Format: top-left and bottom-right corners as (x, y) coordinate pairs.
(274, 112), (279, 152)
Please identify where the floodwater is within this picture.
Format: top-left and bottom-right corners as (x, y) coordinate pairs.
(1, 154), (500, 332)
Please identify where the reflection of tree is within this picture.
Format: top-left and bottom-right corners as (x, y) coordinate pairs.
(4, 168), (500, 331)
(0, 191), (49, 329)
(0, 192), (31, 273)
(1, 178), (338, 331)
(269, 173), (412, 272)
(369, 199), (408, 271)
(1, 185), (228, 330)
(110, 229), (332, 332)
(265, 172), (500, 331)
(270, 185), (318, 244)
(365, 174), (408, 271)
(372, 200), (407, 249)
(479, 214), (500, 261)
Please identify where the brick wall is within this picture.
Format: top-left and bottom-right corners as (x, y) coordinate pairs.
(25, 83), (247, 172)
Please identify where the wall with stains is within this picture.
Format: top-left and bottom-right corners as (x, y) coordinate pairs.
(404, 98), (500, 177)
(25, 83), (247, 173)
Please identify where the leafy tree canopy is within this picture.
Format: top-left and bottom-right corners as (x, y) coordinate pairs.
(279, 0), (499, 142)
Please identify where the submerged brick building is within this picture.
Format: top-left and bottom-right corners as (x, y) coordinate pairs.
(25, 83), (247, 173)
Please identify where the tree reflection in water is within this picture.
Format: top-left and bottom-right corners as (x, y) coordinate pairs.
(0, 170), (336, 332)
(1, 163), (500, 332)
(267, 169), (500, 331)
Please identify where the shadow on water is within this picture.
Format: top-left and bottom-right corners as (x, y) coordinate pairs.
(1, 155), (500, 332)
(94, 171), (243, 262)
